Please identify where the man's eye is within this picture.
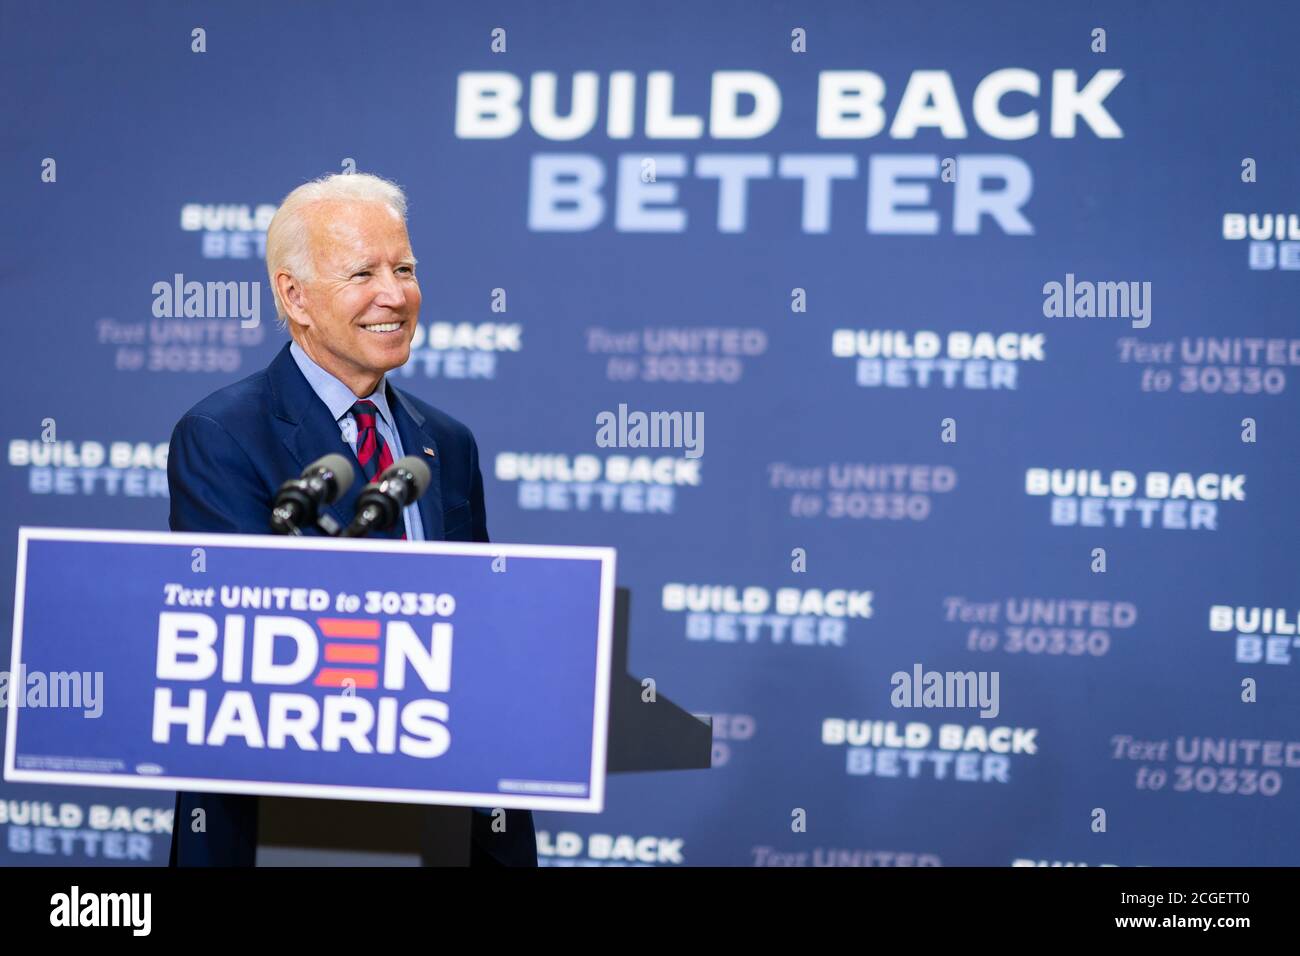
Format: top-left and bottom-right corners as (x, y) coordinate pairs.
(352, 271), (370, 279)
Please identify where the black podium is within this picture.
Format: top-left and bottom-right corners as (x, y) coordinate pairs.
(256, 587), (712, 865)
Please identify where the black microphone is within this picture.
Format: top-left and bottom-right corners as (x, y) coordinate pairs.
(341, 455), (432, 538)
(270, 454), (356, 535)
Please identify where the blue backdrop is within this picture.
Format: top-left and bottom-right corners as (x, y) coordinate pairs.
(2, 0), (1298, 866)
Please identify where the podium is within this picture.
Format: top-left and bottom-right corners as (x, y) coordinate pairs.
(6, 528), (711, 867)
(256, 586), (713, 865)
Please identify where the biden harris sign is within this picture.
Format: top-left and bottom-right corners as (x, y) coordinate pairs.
(5, 528), (615, 813)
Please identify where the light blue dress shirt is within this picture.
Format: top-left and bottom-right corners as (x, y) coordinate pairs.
(289, 341), (424, 540)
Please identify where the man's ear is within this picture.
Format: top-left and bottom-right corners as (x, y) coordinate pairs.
(275, 269), (311, 331)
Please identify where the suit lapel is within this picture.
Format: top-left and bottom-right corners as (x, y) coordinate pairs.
(388, 382), (444, 541)
(267, 343), (444, 538)
(267, 343), (366, 530)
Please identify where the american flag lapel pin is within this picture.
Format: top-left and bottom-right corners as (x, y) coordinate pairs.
(423, 446), (436, 458)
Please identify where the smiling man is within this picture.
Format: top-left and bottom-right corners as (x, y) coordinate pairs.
(166, 172), (536, 867)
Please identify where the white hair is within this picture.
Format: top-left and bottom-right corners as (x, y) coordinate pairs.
(265, 172), (409, 326)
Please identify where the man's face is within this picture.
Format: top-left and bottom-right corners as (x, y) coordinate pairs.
(289, 199), (420, 394)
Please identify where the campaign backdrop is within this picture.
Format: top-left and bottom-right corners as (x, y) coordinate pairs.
(2, 0), (1298, 866)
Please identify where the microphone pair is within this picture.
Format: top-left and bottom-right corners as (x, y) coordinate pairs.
(270, 453), (432, 537)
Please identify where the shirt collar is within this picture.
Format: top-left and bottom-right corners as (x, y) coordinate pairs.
(289, 340), (396, 429)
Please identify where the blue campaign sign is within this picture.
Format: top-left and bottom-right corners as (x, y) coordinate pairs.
(6, 528), (615, 813)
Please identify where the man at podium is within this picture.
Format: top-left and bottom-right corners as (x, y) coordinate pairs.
(165, 172), (536, 867)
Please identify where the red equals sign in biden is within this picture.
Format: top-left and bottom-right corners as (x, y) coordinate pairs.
(314, 618), (380, 689)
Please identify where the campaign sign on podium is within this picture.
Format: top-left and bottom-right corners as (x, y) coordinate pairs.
(6, 528), (615, 812)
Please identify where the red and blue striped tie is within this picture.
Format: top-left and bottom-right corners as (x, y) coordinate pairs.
(349, 400), (404, 538)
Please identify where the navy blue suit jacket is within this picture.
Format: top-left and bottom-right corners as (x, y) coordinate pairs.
(166, 341), (536, 866)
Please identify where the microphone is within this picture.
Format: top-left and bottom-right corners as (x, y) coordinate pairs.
(270, 454), (356, 535)
(341, 455), (432, 538)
